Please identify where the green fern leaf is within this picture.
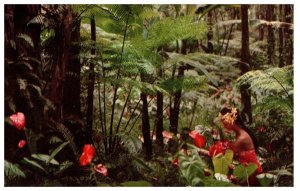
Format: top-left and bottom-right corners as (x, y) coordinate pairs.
(4, 160), (26, 179)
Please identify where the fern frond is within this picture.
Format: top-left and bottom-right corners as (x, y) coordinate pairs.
(236, 65), (293, 95)
(160, 75), (207, 94)
(27, 15), (48, 27)
(17, 34), (34, 48)
(254, 96), (292, 113)
(166, 52), (241, 85)
(120, 134), (142, 154)
(55, 122), (79, 158)
(5, 160), (26, 180)
(105, 77), (169, 96)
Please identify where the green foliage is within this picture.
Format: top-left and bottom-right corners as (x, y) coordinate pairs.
(31, 154), (59, 165)
(47, 141), (70, 164)
(233, 163), (257, 184)
(212, 150), (233, 175)
(160, 76), (208, 94)
(178, 150), (205, 186)
(21, 141), (73, 176)
(202, 177), (236, 187)
(5, 160), (26, 180)
(256, 173), (275, 186)
(120, 134), (142, 154)
(55, 122), (79, 157)
(121, 180), (152, 187)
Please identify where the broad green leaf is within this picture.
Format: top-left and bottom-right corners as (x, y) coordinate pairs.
(212, 150), (233, 175)
(46, 141), (69, 165)
(121, 180), (152, 187)
(233, 163), (257, 183)
(178, 151), (205, 186)
(4, 160), (26, 179)
(256, 173), (275, 186)
(31, 154), (59, 165)
(22, 157), (46, 173)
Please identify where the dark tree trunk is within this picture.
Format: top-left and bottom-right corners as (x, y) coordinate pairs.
(240, 5), (252, 124)
(63, 17), (82, 118)
(45, 5), (72, 122)
(86, 15), (96, 141)
(284, 5), (293, 66)
(278, 5), (284, 67)
(155, 68), (164, 146)
(169, 66), (184, 135)
(141, 74), (152, 159)
(266, 5), (275, 65)
(169, 40), (187, 135)
(62, 14), (83, 148)
(207, 11), (213, 53)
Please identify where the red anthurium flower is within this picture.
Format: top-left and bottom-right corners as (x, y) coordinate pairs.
(18, 140), (26, 148)
(194, 133), (206, 148)
(188, 130), (198, 139)
(172, 157), (179, 168)
(83, 144), (95, 156)
(79, 144), (95, 166)
(94, 163), (108, 176)
(209, 140), (233, 158)
(9, 112), (25, 130)
(162, 131), (173, 139)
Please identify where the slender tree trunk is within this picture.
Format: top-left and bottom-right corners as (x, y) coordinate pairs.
(258, 5), (265, 41)
(86, 15), (96, 142)
(284, 5), (293, 66)
(266, 5), (275, 65)
(169, 40), (187, 135)
(155, 67), (164, 146)
(207, 11), (213, 53)
(278, 5), (284, 67)
(141, 73), (152, 159)
(240, 5), (252, 124)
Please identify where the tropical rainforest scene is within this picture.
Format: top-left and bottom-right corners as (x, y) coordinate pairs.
(4, 4), (294, 187)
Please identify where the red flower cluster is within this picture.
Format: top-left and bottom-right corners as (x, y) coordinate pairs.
(9, 112), (27, 150)
(209, 140), (233, 158)
(189, 130), (206, 148)
(18, 140), (26, 148)
(79, 144), (95, 166)
(94, 163), (108, 176)
(10, 112), (26, 130)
